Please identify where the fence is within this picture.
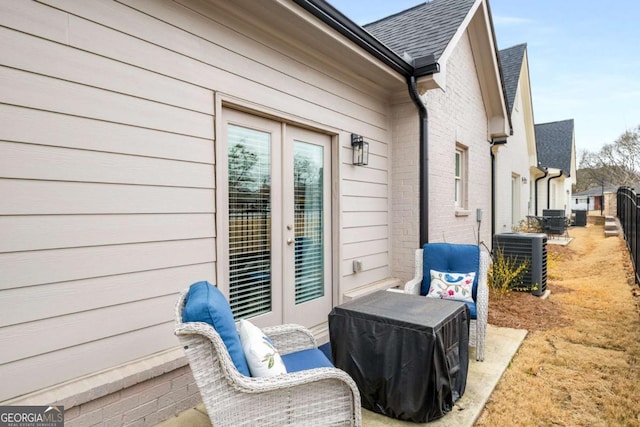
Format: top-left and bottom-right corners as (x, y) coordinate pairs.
(617, 186), (640, 285)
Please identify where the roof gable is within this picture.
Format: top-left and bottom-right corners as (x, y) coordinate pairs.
(365, 0), (509, 137)
(498, 43), (526, 113)
(364, 0), (476, 61)
(535, 119), (575, 174)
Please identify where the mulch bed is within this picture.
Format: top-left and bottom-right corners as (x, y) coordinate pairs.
(488, 285), (571, 332)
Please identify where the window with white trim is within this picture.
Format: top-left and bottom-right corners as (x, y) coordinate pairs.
(455, 145), (467, 209)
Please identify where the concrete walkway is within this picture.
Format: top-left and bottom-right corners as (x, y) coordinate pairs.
(156, 324), (527, 427)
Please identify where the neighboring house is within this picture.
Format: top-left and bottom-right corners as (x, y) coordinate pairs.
(365, 0), (509, 277)
(534, 119), (577, 216)
(494, 43), (539, 234)
(572, 188), (599, 211)
(571, 185), (619, 215)
(0, 0), (507, 423)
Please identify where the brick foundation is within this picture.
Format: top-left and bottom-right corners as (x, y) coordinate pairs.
(2, 349), (201, 427)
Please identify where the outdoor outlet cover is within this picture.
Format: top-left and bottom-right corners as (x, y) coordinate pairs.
(353, 260), (362, 273)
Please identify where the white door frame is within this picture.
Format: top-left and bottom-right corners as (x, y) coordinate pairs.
(218, 107), (333, 328)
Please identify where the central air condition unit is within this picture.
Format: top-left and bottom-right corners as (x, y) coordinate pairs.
(542, 209), (565, 217)
(493, 233), (547, 296)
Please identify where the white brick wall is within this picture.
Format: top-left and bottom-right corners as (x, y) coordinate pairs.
(390, 31), (495, 282)
(390, 100), (420, 281)
(494, 82), (533, 233)
(426, 32), (492, 247)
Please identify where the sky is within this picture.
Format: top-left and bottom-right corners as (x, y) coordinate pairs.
(327, 0), (640, 155)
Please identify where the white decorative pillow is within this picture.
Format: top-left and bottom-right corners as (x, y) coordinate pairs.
(426, 269), (476, 303)
(238, 319), (287, 377)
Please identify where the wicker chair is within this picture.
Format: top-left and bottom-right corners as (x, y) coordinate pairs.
(403, 245), (490, 361)
(174, 290), (362, 426)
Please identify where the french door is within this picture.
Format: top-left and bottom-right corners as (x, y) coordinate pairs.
(221, 108), (332, 328)
(511, 175), (518, 228)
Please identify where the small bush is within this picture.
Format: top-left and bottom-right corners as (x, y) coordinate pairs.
(511, 220), (529, 233)
(489, 247), (530, 298)
(547, 251), (562, 280)
(512, 218), (543, 233)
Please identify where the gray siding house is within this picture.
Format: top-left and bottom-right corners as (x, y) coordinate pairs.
(0, 0), (508, 424)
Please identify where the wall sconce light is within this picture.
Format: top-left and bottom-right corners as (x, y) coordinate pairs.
(522, 176), (528, 184)
(351, 134), (369, 166)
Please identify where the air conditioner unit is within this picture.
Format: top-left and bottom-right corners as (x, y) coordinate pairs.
(493, 233), (547, 296)
(542, 209), (565, 217)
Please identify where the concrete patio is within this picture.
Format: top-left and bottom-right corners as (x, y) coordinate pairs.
(156, 324), (527, 427)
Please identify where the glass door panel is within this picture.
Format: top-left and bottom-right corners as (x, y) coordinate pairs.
(222, 109), (283, 327)
(227, 124), (272, 319)
(284, 127), (332, 327)
(294, 141), (325, 304)
(511, 175), (519, 228)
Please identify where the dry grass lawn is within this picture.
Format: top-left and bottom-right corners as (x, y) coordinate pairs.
(476, 222), (640, 426)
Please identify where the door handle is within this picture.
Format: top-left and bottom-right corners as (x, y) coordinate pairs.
(287, 238), (294, 245)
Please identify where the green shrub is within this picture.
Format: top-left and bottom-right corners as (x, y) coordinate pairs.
(488, 247), (530, 297)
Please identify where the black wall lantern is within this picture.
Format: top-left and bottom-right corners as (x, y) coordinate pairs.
(351, 134), (369, 166)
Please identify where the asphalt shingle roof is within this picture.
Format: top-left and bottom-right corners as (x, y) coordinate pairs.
(363, 0), (476, 61)
(535, 119), (574, 175)
(573, 185), (618, 197)
(498, 43), (526, 114)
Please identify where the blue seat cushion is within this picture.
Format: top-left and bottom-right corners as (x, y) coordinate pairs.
(182, 281), (250, 376)
(422, 243), (480, 301)
(281, 348), (334, 373)
(466, 301), (477, 319)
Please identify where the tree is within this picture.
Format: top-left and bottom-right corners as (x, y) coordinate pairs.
(228, 143), (259, 193)
(577, 125), (640, 192)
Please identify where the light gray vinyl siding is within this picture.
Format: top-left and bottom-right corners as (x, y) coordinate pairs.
(0, 0), (393, 401)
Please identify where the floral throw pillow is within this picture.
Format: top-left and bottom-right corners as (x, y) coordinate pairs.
(426, 269), (476, 303)
(239, 319), (287, 377)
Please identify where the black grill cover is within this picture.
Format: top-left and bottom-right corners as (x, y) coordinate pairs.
(329, 291), (469, 422)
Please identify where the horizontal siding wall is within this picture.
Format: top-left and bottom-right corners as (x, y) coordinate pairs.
(0, 0), (393, 402)
(340, 137), (391, 292)
(0, 0), (216, 401)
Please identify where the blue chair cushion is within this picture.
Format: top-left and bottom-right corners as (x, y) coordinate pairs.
(182, 281), (251, 376)
(466, 301), (477, 319)
(281, 348), (334, 373)
(422, 243), (480, 301)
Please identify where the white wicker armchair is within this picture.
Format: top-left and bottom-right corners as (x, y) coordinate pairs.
(174, 290), (362, 426)
(403, 248), (490, 361)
